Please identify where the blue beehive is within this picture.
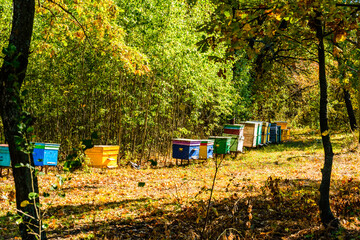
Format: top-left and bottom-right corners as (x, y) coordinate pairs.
(270, 123), (278, 143)
(33, 143), (60, 166)
(33, 143), (45, 166)
(172, 139), (200, 160)
(44, 143), (60, 166)
(0, 144), (11, 167)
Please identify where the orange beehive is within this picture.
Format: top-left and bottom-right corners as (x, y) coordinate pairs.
(273, 121), (288, 130)
(85, 145), (119, 168)
(281, 129), (290, 141)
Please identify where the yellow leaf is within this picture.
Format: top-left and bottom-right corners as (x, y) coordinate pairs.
(196, 214), (201, 224)
(321, 130), (329, 136)
(243, 24), (251, 31)
(273, 13), (281, 21)
(334, 31), (347, 43)
(20, 200), (30, 208)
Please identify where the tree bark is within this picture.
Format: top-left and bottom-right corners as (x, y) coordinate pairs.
(0, 0), (46, 239)
(343, 88), (357, 131)
(314, 11), (339, 228)
(337, 57), (357, 131)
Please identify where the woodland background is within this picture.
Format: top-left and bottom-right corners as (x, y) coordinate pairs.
(0, 0), (345, 163)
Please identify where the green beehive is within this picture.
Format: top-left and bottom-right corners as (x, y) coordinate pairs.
(208, 136), (231, 154)
(222, 134), (244, 152)
(256, 122), (263, 145)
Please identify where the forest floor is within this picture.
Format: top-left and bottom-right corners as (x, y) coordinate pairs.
(1, 129), (360, 239)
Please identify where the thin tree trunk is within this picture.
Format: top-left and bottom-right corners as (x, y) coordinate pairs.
(357, 28), (360, 145)
(0, 0), (46, 239)
(117, 73), (125, 165)
(337, 57), (357, 131)
(315, 11), (339, 228)
(343, 88), (357, 131)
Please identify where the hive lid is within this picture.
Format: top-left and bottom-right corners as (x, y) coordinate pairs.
(172, 138), (201, 142)
(208, 136), (232, 139)
(45, 143), (61, 149)
(224, 124), (244, 129)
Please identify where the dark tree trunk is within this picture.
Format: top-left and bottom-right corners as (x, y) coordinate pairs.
(337, 57), (357, 131)
(314, 11), (339, 228)
(0, 0), (46, 239)
(343, 88), (357, 131)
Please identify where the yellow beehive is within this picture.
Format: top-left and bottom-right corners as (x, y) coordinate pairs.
(281, 129), (290, 141)
(261, 122), (269, 144)
(85, 145), (119, 168)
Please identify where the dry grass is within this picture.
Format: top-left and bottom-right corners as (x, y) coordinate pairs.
(1, 129), (360, 239)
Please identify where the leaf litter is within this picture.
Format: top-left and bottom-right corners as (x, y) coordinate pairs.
(0, 130), (360, 239)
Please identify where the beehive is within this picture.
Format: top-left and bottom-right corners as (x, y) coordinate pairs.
(0, 144), (11, 167)
(261, 122), (270, 145)
(172, 139), (200, 160)
(208, 136), (231, 154)
(222, 134), (244, 153)
(247, 121), (263, 145)
(33, 143), (45, 166)
(277, 126), (282, 143)
(223, 124), (244, 137)
(281, 128), (290, 141)
(33, 143), (60, 166)
(273, 121), (288, 130)
(241, 122), (259, 147)
(44, 143), (60, 166)
(199, 139), (214, 159)
(85, 145), (119, 168)
(270, 123), (278, 143)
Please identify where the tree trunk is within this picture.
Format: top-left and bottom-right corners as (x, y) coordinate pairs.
(0, 0), (46, 239)
(314, 11), (339, 228)
(343, 88), (357, 131)
(337, 57), (357, 131)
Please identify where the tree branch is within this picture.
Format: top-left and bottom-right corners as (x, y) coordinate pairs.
(47, 0), (92, 46)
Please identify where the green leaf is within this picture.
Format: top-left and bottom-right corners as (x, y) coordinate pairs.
(58, 192), (66, 198)
(28, 192), (39, 200)
(43, 192), (50, 197)
(138, 182), (146, 187)
(26, 126), (34, 133)
(15, 218), (23, 225)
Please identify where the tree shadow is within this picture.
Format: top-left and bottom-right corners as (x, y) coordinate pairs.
(44, 197), (155, 217)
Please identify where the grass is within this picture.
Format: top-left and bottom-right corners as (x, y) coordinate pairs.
(1, 129), (360, 239)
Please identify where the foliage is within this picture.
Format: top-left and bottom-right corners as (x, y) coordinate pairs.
(11, 0), (237, 164)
